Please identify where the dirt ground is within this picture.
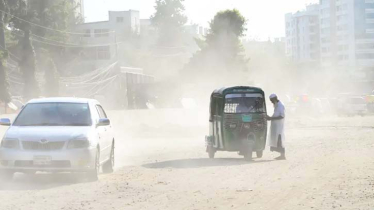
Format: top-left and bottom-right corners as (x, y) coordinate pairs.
(0, 109), (374, 210)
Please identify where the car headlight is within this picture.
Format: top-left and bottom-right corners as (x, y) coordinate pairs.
(228, 123), (237, 129)
(243, 124), (251, 129)
(67, 138), (90, 149)
(1, 138), (20, 149)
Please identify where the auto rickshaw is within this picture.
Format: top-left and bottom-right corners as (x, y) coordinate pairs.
(205, 86), (268, 161)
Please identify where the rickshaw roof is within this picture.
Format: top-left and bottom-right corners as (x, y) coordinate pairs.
(212, 86), (264, 97)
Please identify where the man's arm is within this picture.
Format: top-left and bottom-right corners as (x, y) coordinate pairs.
(267, 105), (285, 121)
(267, 115), (284, 121)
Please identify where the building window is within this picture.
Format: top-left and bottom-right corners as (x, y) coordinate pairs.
(337, 15), (348, 22)
(366, 19), (374, 24)
(321, 28), (331, 34)
(310, 26), (316, 33)
(337, 4), (347, 12)
(356, 53), (374, 59)
(322, 47), (329, 53)
(356, 43), (374, 50)
(321, 37), (331, 43)
(117, 17), (124, 23)
(337, 25), (348, 31)
(366, 9), (374, 14)
(366, 28), (374, 33)
(338, 55), (349, 60)
(338, 45), (349, 51)
(83, 29), (91, 37)
(94, 29), (110, 37)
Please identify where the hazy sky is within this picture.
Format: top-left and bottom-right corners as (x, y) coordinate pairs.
(85, 0), (319, 40)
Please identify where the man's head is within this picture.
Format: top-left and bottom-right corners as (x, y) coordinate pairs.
(269, 94), (279, 104)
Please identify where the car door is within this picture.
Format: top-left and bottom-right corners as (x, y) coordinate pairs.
(95, 104), (111, 162)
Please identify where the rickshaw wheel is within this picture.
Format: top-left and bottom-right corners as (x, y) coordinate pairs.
(256, 151), (263, 158)
(243, 140), (254, 161)
(207, 146), (215, 159)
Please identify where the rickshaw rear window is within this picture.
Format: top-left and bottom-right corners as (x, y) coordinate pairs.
(224, 94), (265, 114)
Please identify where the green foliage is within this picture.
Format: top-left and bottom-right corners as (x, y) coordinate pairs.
(0, 60), (10, 103)
(209, 9), (246, 38)
(29, 0), (83, 43)
(151, 0), (188, 46)
(44, 58), (59, 97)
(3, 0), (81, 99)
(184, 9), (249, 82)
(19, 30), (39, 99)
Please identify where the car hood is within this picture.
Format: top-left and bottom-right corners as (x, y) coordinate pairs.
(4, 126), (94, 142)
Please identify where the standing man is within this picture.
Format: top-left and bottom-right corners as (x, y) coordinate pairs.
(267, 94), (286, 160)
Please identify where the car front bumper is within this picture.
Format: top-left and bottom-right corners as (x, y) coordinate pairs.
(0, 148), (97, 172)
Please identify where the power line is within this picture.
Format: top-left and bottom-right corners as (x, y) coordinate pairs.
(0, 44), (21, 61)
(9, 29), (122, 48)
(62, 62), (117, 83)
(31, 33), (121, 47)
(86, 76), (118, 97)
(31, 37), (123, 48)
(0, 8), (115, 36)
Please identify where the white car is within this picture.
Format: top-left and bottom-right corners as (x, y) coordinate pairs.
(339, 97), (367, 116)
(0, 98), (115, 181)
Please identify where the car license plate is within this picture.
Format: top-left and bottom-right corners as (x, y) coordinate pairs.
(33, 156), (52, 166)
(242, 115), (252, 122)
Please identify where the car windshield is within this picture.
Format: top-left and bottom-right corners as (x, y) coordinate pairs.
(224, 94), (265, 114)
(13, 103), (92, 126)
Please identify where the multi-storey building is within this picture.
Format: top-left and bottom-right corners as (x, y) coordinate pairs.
(73, 10), (140, 70)
(286, 0), (374, 77)
(285, 4), (320, 65)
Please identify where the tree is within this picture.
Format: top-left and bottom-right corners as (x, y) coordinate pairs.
(4, 0), (82, 99)
(44, 58), (59, 97)
(0, 0), (9, 104)
(7, 0), (40, 99)
(0, 0), (20, 103)
(0, 58), (10, 104)
(151, 0), (188, 47)
(184, 9), (249, 84)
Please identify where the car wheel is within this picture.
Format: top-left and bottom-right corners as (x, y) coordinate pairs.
(87, 149), (100, 181)
(103, 143), (114, 174)
(0, 170), (14, 182)
(256, 151), (263, 158)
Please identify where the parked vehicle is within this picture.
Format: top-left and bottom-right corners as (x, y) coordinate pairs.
(338, 97), (367, 116)
(0, 98), (115, 181)
(205, 86), (268, 161)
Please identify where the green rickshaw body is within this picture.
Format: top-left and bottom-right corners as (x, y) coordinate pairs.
(206, 86), (268, 159)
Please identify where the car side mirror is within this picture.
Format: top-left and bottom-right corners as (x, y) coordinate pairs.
(0, 118), (11, 126)
(97, 118), (110, 127)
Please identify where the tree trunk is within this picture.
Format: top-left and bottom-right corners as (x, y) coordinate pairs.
(20, 28), (39, 100)
(0, 0), (6, 51)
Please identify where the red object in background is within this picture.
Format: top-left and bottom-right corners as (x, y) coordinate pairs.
(302, 95), (309, 102)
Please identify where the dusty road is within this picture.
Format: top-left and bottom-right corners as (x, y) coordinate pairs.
(0, 109), (374, 210)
